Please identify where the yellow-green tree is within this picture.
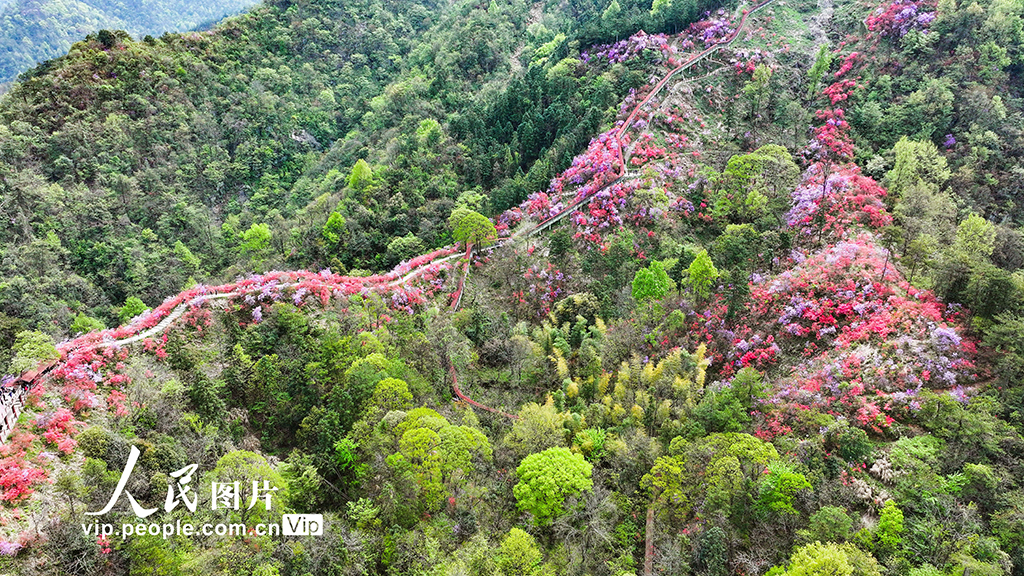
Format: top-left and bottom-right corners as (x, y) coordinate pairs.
(370, 377), (413, 414)
(497, 528), (543, 576)
(8, 330), (58, 374)
(642, 433), (779, 524)
(386, 409), (492, 511)
(776, 542), (882, 576)
(686, 249), (720, 301)
(632, 260), (675, 303)
(348, 159), (374, 191)
(448, 208), (497, 247)
(505, 397), (570, 458)
(884, 137), (950, 204)
(514, 447), (593, 526)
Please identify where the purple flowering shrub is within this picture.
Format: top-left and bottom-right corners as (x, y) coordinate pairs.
(866, 0), (936, 38)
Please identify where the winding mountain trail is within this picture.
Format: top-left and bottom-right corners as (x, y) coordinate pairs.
(447, 0), (775, 419)
(1, 0), (774, 436)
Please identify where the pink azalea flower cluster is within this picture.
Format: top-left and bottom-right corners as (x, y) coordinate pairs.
(823, 79), (859, 105)
(581, 31), (674, 65)
(834, 52), (860, 78)
(571, 180), (640, 247)
(0, 432), (46, 503)
(786, 165), (891, 240)
(629, 133), (668, 167)
(512, 263), (570, 317)
(729, 49), (770, 75)
(550, 130), (623, 203)
(748, 236), (976, 435)
(866, 0), (937, 38)
(34, 408), (79, 455)
(688, 11), (736, 46)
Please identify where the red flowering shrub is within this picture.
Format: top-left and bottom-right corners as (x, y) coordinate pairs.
(747, 234), (976, 434)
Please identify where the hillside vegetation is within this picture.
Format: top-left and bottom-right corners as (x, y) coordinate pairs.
(0, 0), (1023, 574)
(0, 0), (260, 86)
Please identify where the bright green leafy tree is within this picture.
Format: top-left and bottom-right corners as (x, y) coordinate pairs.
(756, 460), (812, 517)
(514, 446), (593, 526)
(686, 249), (720, 300)
(119, 296), (148, 324)
(876, 500), (905, 555)
(643, 433), (779, 523)
(884, 136), (950, 204)
(370, 377), (413, 415)
(799, 506), (854, 544)
(632, 260), (675, 303)
(322, 212), (346, 247)
(497, 527), (543, 576)
(505, 397), (570, 458)
(348, 159), (374, 191)
(204, 450), (288, 526)
(70, 312), (104, 336)
(8, 330), (59, 374)
(777, 542), (882, 576)
(448, 208), (497, 247)
(387, 409), (492, 512)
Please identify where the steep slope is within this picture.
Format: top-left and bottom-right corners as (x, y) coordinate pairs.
(0, 0), (650, 337)
(0, 0), (1022, 573)
(0, 0), (258, 86)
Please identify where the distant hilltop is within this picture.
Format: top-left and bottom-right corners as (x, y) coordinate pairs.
(0, 0), (259, 87)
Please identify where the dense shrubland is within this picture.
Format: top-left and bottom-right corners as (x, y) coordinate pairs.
(0, 0), (259, 86)
(0, 0), (1023, 574)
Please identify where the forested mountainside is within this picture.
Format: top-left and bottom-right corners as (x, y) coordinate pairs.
(1, 0), (1024, 574)
(0, 0), (259, 87)
(0, 0), (738, 336)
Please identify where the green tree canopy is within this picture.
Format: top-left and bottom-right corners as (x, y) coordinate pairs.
(777, 542), (882, 576)
(601, 0), (622, 22)
(241, 223), (273, 271)
(322, 212), (346, 247)
(953, 213), (997, 260)
(632, 260), (675, 303)
(348, 159), (374, 191)
(204, 450), (288, 526)
(370, 377), (413, 414)
(643, 433), (780, 523)
(497, 527), (543, 576)
(8, 330), (59, 374)
(385, 233), (426, 266)
(876, 500), (905, 555)
(884, 136), (950, 202)
(119, 296), (148, 325)
(686, 249), (720, 300)
(756, 460), (812, 517)
(504, 397), (571, 458)
(799, 506), (855, 544)
(514, 446), (593, 526)
(448, 208), (498, 247)
(70, 312), (104, 336)
(387, 409), (492, 512)
(714, 145), (799, 225)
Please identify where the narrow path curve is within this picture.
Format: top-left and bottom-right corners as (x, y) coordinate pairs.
(447, 242), (521, 419)
(2, 0), (774, 435)
(510, 0), (775, 238)
(95, 293), (237, 349)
